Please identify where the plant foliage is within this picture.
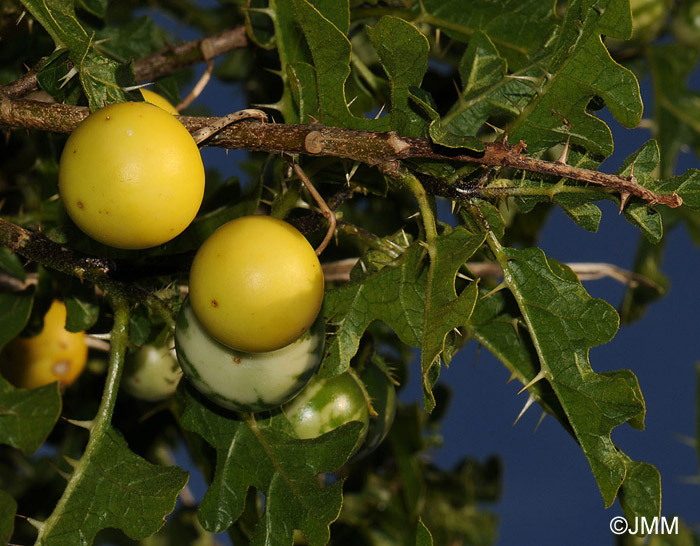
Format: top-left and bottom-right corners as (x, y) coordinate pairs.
(0, 0), (699, 544)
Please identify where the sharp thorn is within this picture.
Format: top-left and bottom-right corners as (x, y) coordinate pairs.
(452, 327), (462, 336)
(513, 393), (537, 426)
(51, 462), (72, 481)
(556, 136), (570, 165)
(480, 281), (507, 300)
(456, 271), (473, 282)
(517, 369), (547, 395)
(506, 371), (518, 384)
(63, 455), (81, 469)
(618, 192), (632, 214)
(534, 411), (547, 432)
(451, 200), (456, 214)
(63, 418), (93, 430)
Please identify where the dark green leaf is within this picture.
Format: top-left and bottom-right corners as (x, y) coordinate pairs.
(179, 386), (363, 545)
(0, 247), (25, 281)
(415, 518), (433, 546)
(0, 489), (16, 546)
(366, 16), (429, 137)
(35, 426), (188, 545)
(499, 246), (660, 515)
(508, 0), (641, 155)
(421, 227), (484, 411)
(0, 375), (61, 456)
(0, 290), (33, 351)
(648, 43), (700, 178)
(19, 0), (129, 110)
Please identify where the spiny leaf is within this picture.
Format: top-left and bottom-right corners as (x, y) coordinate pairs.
(0, 375), (62, 456)
(321, 242), (427, 377)
(290, 0), (374, 129)
(509, 0), (642, 156)
(0, 489), (16, 546)
(468, 288), (571, 432)
(421, 227), (485, 411)
(422, 0), (557, 70)
(178, 386), (364, 545)
(35, 426), (188, 545)
(499, 246), (660, 515)
(19, 0), (129, 110)
(366, 16), (429, 137)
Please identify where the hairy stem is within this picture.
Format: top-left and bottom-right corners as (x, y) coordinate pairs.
(34, 299), (129, 543)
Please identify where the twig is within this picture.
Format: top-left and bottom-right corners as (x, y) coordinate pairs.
(0, 217), (175, 326)
(177, 59), (214, 112)
(291, 162), (336, 255)
(321, 256), (662, 290)
(0, 98), (682, 209)
(0, 27), (248, 99)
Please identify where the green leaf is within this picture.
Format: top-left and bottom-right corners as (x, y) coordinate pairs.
(64, 292), (99, 333)
(366, 16), (429, 137)
(422, 0), (557, 70)
(649, 43), (700, 178)
(178, 386), (364, 545)
(615, 141), (664, 243)
(619, 235), (668, 324)
(0, 375), (62, 456)
(497, 246), (660, 514)
(431, 31), (504, 149)
(618, 455), (661, 522)
(416, 518), (433, 546)
(421, 227), (485, 411)
(35, 426), (188, 545)
(0, 247), (25, 281)
(322, 242), (426, 377)
(508, 0), (642, 156)
(19, 0), (129, 110)
(0, 489), (16, 546)
(290, 0), (368, 128)
(468, 289), (572, 432)
(0, 290), (33, 351)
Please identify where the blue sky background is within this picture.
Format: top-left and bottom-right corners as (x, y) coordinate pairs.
(155, 7), (700, 545)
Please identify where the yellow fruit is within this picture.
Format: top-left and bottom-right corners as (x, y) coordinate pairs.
(58, 101), (205, 250)
(0, 301), (88, 389)
(188, 215), (325, 353)
(139, 89), (179, 115)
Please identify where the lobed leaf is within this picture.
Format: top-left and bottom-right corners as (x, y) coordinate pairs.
(497, 246), (660, 515)
(35, 426), (188, 545)
(178, 385), (364, 545)
(19, 0), (129, 110)
(508, 0), (642, 156)
(420, 227), (485, 411)
(366, 16), (429, 137)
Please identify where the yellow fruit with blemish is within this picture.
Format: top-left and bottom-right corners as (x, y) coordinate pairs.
(58, 101), (205, 249)
(0, 300), (88, 389)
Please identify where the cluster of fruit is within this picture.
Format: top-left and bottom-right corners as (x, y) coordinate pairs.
(0, 93), (396, 458)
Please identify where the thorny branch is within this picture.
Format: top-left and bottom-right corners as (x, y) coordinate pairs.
(0, 97), (683, 209)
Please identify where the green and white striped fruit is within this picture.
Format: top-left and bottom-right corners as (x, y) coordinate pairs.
(174, 298), (325, 412)
(354, 363), (397, 459)
(282, 372), (369, 455)
(122, 344), (182, 402)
